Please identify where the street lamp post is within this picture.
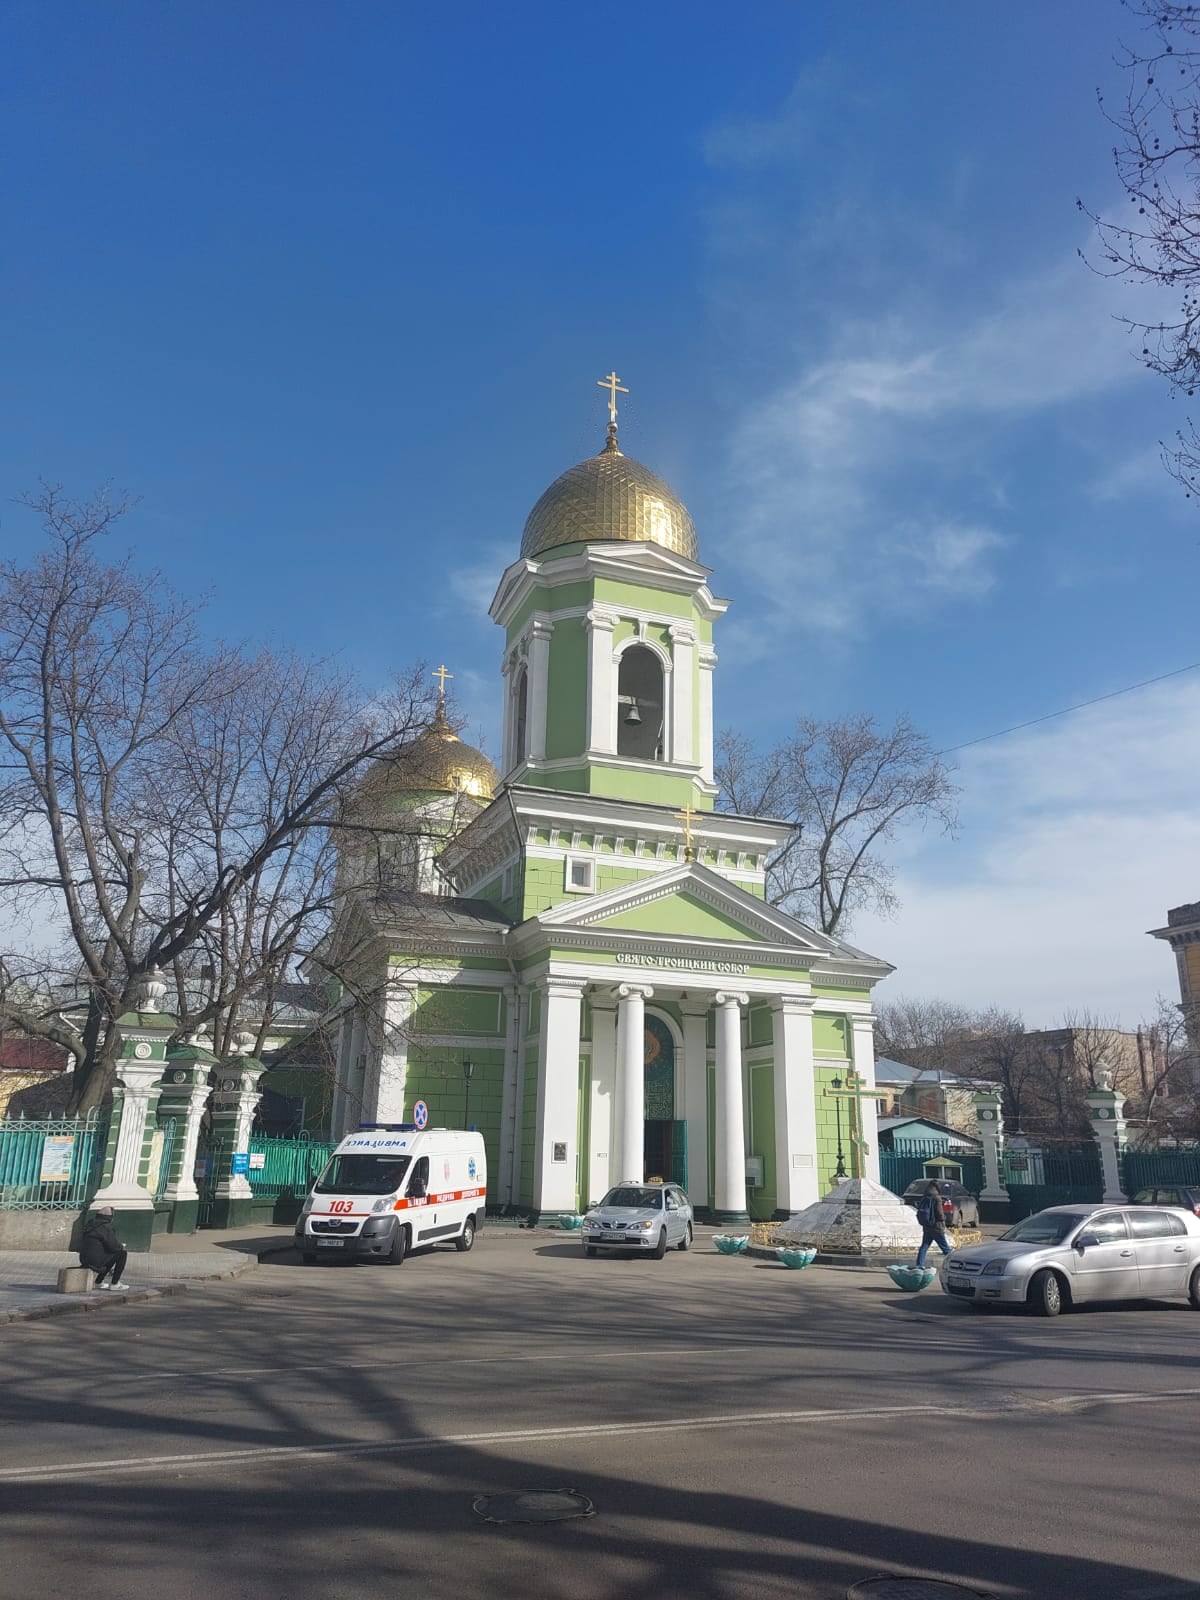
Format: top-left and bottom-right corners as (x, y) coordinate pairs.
(830, 1076), (847, 1179)
(463, 1058), (474, 1130)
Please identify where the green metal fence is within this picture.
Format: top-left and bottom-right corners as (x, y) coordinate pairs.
(0, 1115), (107, 1210)
(247, 1131), (337, 1200)
(1121, 1147), (1200, 1193)
(153, 1116), (179, 1203)
(880, 1141), (983, 1198)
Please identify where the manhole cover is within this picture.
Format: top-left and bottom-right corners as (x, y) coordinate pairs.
(472, 1489), (594, 1524)
(849, 1581), (995, 1600)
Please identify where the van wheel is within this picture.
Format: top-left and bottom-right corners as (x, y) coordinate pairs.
(652, 1229), (668, 1260)
(1028, 1269), (1065, 1317)
(1188, 1265), (1200, 1308)
(390, 1225), (409, 1266)
(677, 1222), (693, 1252)
(455, 1217), (476, 1253)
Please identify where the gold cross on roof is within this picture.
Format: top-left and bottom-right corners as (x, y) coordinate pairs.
(597, 370), (629, 426)
(432, 664), (453, 700)
(675, 803), (698, 862)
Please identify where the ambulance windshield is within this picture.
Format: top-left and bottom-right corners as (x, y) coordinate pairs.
(315, 1154), (412, 1196)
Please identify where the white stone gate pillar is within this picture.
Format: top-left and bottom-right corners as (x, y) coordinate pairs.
(973, 1089), (1007, 1204)
(209, 1041), (265, 1227)
(849, 1015), (881, 1185)
(714, 991), (750, 1223)
(613, 983), (653, 1185)
(156, 1040), (220, 1233)
(92, 969), (175, 1251)
(771, 997), (818, 1214)
(1086, 1071), (1128, 1203)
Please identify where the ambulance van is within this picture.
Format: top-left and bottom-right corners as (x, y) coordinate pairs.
(295, 1125), (486, 1265)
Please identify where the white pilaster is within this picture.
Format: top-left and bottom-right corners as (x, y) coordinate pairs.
(212, 1058), (266, 1202)
(585, 608), (618, 756)
(372, 984), (414, 1124)
(714, 991), (750, 1220)
(532, 978), (586, 1213)
(158, 1079), (211, 1205)
(614, 982), (653, 1184)
(93, 1060), (162, 1210)
(698, 644), (717, 783)
(498, 983), (522, 1208)
(526, 619), (554, 763)
(669, 622), (697, 767)
(680, 998), (711, 1209)
(849, 1016), (880, 1185)
(589, 996), (618, 1204)
(330, 1012), (352, 1139)
(771, 997), (819, 1213)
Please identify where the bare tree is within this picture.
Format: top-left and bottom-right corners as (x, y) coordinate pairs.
(0, 486), (442, 1112)
(874, 996), (974, 1074)
(1131, 996), (1198, 1141)
(717, 714), (958, 937)
(1080, 0), (1200, 495)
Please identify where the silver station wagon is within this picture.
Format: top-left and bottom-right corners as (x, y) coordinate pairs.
(941, 1203), (1200, 1316)
(582, 1182), (694, 1259)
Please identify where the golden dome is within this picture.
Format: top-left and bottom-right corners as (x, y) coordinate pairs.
(359, 709), (498, 807)
(520, 431), (699, 563)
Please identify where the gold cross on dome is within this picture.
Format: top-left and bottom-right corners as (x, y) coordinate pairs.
(675, 803), (698, 862)
(432, 664), (453, 700)
(597, 370), (629, 425)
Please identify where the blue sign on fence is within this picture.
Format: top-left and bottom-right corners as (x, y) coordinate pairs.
(231, 1151), (250, 1176)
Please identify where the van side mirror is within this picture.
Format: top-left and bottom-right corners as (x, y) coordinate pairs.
(1075, 1233), (1099, 1252)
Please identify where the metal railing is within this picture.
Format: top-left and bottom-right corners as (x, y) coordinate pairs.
(246, 1131), (337, 1200)
(0, 1114), (107, 1211)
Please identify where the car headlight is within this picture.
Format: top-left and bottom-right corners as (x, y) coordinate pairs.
(372, 1198), (393, 1214)
(635, 1220), (654, 1230)
(981, 1260), (1007, 1276)
(300, 1194), (315, 1216)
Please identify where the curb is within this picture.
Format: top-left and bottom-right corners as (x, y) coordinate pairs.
(0, 1255), (256, 1325)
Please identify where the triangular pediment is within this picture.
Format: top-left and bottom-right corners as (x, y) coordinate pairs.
(535, 861), (834, 954)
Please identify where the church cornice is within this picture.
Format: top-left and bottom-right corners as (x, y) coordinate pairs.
(490, 544), (730, 629)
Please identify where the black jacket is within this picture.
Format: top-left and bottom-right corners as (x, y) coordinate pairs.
(79, 1214), (122, 1268)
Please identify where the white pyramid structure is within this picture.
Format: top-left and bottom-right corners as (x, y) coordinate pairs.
(774, 1177), (923, 1256)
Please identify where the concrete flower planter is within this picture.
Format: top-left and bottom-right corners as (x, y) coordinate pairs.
(887, 1263), (938, 1292)
(713, 1234), (750, 1255)
(775, 1246), (817, 1270)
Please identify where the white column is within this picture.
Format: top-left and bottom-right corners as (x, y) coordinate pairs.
(373, 984), (414, 1124)
(698, 645), (717, 784)
(532, 978), (586, 1213)
(344, 1011), (367, 1133)
(329, 1012), (353, 1139)
(974, 1090), (1007, 1202)
(585, 608), (618, 755)
(212, 1059), (266, 1202)
(669, 622), (697, 767)
(714, 991), (749, 1221)
(158, 1077), (211, 1205)
(589, 996), (618, 1204)
(771, 997), (819, 1213)
(613, 983), (653, 1183)
(526, 619), (554, 763)
(681, 998), (711, 1209)
(849, 1015), (880, 1185)
(500, 653), (513, 773)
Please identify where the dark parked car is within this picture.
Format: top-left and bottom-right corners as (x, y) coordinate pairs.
(901, 1178), (979, 1228)
(1130, 1185), (1200, 1217)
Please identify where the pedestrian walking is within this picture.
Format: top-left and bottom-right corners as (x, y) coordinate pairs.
(78, 1204), (129, 1290)
(915, 1180), (952, 1269)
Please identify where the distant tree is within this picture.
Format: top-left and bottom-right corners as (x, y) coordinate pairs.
(716, 714), (958, 937)
(1080, 0), (1200, 496)
(0, 485), (440, 1113)
(874, 997), (974, 1074)
(1132, 996), (1198, 1141)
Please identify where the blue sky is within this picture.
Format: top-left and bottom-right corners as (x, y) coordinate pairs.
(2, 1), (1196, 1025)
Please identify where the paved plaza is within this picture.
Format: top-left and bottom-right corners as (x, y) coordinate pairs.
(1, 1226), (1198, 1600)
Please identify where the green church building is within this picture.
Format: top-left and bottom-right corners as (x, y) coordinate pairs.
(324, 385), (892, 1223)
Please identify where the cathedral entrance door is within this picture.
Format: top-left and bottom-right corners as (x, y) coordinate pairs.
(643, 1013), (685, 1187)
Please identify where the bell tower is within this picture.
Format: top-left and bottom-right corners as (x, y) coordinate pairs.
(489, 376), (726, 811)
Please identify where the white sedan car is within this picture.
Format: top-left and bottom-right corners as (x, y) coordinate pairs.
(582, 1182), (694, 1259)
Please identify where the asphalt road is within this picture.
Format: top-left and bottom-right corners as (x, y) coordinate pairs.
(1, 1231), (1197, 1600)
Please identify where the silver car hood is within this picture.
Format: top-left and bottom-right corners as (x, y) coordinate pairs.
(588, 1206), (660, 1222)
(948, 1240), (1063, 1266)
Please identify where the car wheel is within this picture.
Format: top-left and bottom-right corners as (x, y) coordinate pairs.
(1028, 1269), (1065, 1317)
(676, 1221), (693, 1252)
(585, 1245), (597, 1258)
(389, 1225), (409, 1266)
(1188, 1265), (1200, 1309)
(454, 1217), (475, 1253)
(652, 1228), (668, 1260)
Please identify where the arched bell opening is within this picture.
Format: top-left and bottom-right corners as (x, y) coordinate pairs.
(512, 666), (528, 768)
(617, 644), (665, 761)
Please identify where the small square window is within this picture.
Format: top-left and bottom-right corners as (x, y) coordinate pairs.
(565, 855), (595, 893)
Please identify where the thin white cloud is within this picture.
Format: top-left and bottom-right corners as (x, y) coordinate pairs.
(853, 677), (1200, 1026)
